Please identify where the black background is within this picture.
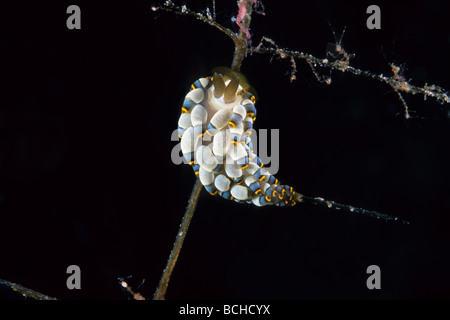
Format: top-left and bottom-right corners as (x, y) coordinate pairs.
(0, 0), (449, 300)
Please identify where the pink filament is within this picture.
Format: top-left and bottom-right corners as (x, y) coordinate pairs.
(236, 0), (257, 39)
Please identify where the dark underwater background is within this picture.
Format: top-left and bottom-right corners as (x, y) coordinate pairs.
(0, 0), (449, 299)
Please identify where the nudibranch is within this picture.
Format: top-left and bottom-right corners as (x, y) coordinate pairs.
(177, 67), (298, 206)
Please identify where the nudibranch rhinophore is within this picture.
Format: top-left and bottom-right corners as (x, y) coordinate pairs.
(177, 67), (299, 206)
